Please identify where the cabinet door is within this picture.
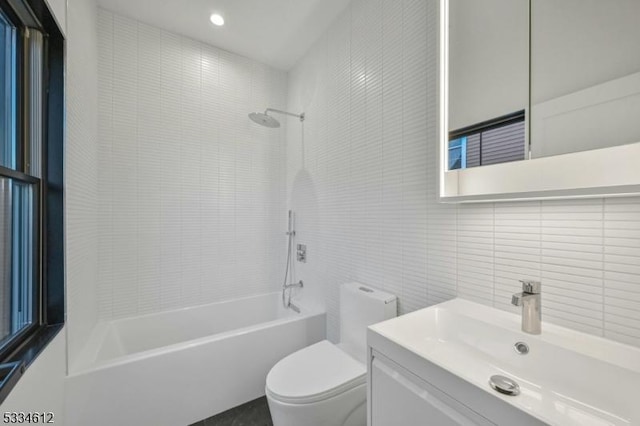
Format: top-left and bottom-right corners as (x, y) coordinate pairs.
(371, 357), (494, 426)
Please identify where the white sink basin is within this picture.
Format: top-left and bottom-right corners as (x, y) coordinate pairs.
(369, 298), (640, 426)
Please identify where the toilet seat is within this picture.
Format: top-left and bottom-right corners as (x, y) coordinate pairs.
(266, 340), (366, 405)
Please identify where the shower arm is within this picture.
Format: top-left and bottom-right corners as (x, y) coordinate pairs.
(265, 108), (305, 122)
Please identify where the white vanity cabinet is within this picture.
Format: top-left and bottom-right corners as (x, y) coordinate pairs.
(366, 299), (640, 426)
(367, 346), (543, 426)
(370, 352), (494, 426)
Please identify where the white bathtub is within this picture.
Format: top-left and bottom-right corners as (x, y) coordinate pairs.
(65, 293), (326, 426)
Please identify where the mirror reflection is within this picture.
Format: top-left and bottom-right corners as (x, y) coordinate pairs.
(447, 0), (529, 171)
(530, 0), (640, 158)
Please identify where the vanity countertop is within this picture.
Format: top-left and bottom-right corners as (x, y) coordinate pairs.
(368, 298), (640, 426)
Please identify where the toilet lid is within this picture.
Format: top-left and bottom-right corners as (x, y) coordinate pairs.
(266, 340), (366, 404)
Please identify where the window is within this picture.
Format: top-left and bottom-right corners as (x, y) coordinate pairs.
(1, 180), (37, 345)
(448, 111), (526, 171)
(0, 0), (64, 403)
(448, 137), (467, 170)
(0, 9), (17, 169)
(0, 6), (39, 352)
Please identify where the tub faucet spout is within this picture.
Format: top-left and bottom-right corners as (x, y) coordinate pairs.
(284, 280), (304, 290)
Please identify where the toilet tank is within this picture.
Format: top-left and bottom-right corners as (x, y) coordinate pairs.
(340, 282), (397, 362)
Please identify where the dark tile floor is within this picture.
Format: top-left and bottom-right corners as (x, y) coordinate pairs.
(190, 397), (274, 426)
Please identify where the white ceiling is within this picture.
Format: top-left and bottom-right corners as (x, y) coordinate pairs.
(97, 0), (353, 70)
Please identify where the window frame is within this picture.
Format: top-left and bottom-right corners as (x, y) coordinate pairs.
(0, 0), (64, 404)
(0, 166), (41, 356)
(0, 0), (42, 355)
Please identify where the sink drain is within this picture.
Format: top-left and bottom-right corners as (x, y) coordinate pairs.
(489, 375), (520, 396)
(514, 341), (529, 355)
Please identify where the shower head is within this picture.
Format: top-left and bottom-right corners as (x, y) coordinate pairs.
(248, 108), (305, 128)
(249, 112), (281, 128)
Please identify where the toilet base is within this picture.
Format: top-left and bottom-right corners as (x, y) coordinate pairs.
(266, 383), (366, 426)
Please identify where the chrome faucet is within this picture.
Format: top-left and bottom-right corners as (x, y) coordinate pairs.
(511, 280), (541, 335)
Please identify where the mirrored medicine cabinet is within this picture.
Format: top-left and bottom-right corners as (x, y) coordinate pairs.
(440, 0), (640, 202)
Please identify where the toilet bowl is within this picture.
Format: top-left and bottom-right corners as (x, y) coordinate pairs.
(266, 283), (397, 426)
(266, 340), (367, 426)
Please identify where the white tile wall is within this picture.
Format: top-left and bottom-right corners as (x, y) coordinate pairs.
(97, 9), (288, 320)
(66, 0), (100, 367)
(604, 198), (640, 347)
(286, 0), (640, 347)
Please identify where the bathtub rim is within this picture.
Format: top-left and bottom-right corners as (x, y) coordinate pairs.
(70, 292), (324, 376)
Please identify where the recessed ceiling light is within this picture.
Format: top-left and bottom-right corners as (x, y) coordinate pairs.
(210, 13), (225, 26)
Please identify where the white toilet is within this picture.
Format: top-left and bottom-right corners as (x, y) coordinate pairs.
(266, 282), (397, 426)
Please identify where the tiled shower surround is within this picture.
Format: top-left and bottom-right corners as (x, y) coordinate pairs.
(66, 0), (99, 368)
(96, 9), (288, 320)
(286, 0), (640, 347)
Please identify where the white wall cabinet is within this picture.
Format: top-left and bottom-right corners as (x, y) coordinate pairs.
(441, 0), (640, 201)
